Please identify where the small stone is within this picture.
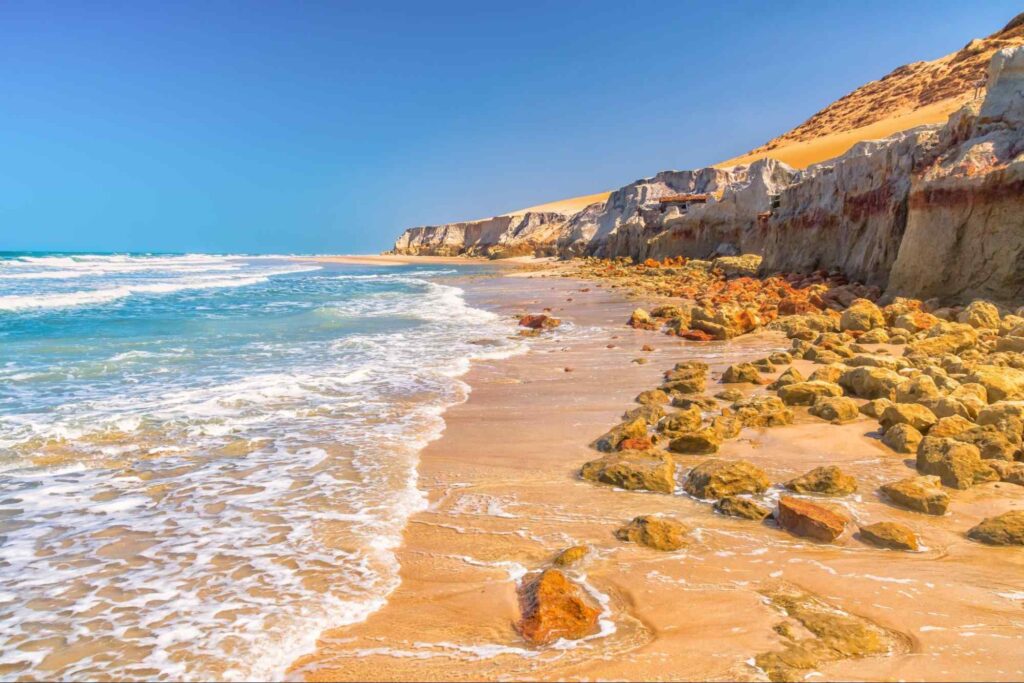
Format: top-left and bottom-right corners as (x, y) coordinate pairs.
(635, 389), (670, 406)
(519, 314), (561, 330)
(668, 428), (723, 454)
(615, 515), (689, 551)
(858, 522), (919, 551)
(552, 545), (590, 567)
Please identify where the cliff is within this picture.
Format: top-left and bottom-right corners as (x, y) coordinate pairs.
(390, 23), (1024, 305)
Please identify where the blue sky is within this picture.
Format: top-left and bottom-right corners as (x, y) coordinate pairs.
(1, 1), (1019, 254)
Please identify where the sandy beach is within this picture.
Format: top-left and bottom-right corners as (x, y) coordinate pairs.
(286, 263), (1024, 682)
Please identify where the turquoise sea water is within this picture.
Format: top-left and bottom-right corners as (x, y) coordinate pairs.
(0, 253), (522, 680)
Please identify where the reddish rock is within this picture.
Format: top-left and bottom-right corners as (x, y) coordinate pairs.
(517, 569), (600, 645)
(519, 314), (561, 330)
(777, 496), (848, 542)
(679, 329), (715, 342)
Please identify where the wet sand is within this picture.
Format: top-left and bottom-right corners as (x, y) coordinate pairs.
(288, 271), (1024, 682)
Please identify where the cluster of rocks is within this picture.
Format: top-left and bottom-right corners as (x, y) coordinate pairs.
(582, 288), (1024, 552)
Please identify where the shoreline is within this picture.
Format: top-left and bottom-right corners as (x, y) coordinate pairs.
(288, 267), (1024, 682)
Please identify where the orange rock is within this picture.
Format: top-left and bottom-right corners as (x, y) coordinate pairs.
(679, 329), (715, 342)
(519, 314), (560, 329)
(517, 569), (600, 645)
(777, 496), (848, 542)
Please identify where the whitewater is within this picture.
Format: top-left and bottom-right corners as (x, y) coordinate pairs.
(0, 253), (523, 680)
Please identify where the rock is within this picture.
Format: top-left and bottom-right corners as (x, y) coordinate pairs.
(519, 314), (561, 330)
(627, 308), (656, 330)
(906, 325), (978, 357)
(860, 398), (894, 419)
(754, 588), (896, 683)
(615, 515), (689, 551)
(989, 460), (1024, 485)
(683, 459), (770, 499)
(996, 336), (1024, 353)
(722, 363), (762, 384)
(672, 395), (718, 411)
(786, 466), (858, 496)
(976, 400), (1024, 425)
(517, 569), (600, 645)
(662, 364), (708, 394)
(731, 394), (794, 427)
(880, 403), (938, 433)
(656, 406), (703, 436)
(778, 380), (844, 406)
(965, 365), (1024, 402)
(593, 417), (648, 452)
(580, 449), (675, 493)
(916, 437), (998, 489)
(967, 511), (1024, 546)
(650, 304), (683, 319)
(776, 496), (848, 542)
(840, 299), (885, 332)
(955, 426), (1020, 461)
(712, 254), (762, 278)
(552, 545), (590, 567)
(894, 375), (941, 404)
(880, 475), (949, 515)
(928, 415), (975, 439)
(882, 423), (924, 453)
(668, 428), (723, 454)
(714, 388), (744, 402)
(892, 311), (940, 333)
(769, 366), (805, 389)
(710, 415), (743, 439)
(635, 391), (669, 408)
(622, 403), (665, 423)
(809, 396), (860, 423)
(858, 522), (919, 551)
(957, 300), (1001, 330)
(859, 327), (891, 343)
(839, 366), (904, 400)
(714, 495), (772, 520)
(769, 352), (794, 365)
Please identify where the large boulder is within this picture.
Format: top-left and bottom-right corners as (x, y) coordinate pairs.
(879, 475), (949, 515)
(957, 300), (1001, 330)
(730, 395), (794, 427)
(967, 511), (1024, 546)
(839, 366), (904, 400)
(858, 522), (919, 551)
(517, 569), (600, 645)
(894, 375), (942, 405)
(769, 366), (805, 389)
(809, 396), (861, 423)
(683, 459), (770, 499)
(722, 363), (762, 384)
(777, 381), (844, 406)
(882, 423), (924, 453)
(777, 496), (848, 542)
(786, 466), (857, 496)
(615, 515), (689, 551)
(915, 437), (998, 489)
(880, 403), (938, 433)
(840, 299), (885, 332)
(966, 365), (1024, 402)
(662, 362), (709, 394)
(905, 325), (978, 357)
(580, 449), (676, 493)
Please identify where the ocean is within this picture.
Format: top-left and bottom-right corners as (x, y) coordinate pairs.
(0, 253), (524, 680)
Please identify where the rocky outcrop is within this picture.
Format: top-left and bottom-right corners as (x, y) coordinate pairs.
(391, 210), (571, 257)
(517, 569), (600, 645)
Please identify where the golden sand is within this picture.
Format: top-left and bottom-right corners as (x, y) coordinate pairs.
(287, 270), (1024, 681)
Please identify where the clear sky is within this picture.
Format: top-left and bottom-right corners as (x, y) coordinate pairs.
(1, 1), (1019, 254)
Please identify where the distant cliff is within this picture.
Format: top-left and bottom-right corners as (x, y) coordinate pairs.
(390, 43), (1024, 305)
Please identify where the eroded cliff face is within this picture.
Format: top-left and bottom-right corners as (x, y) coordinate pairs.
(390, 47), (1024, 304)
(888, 47), (1024, 305)
(391, 211), (570, 258)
